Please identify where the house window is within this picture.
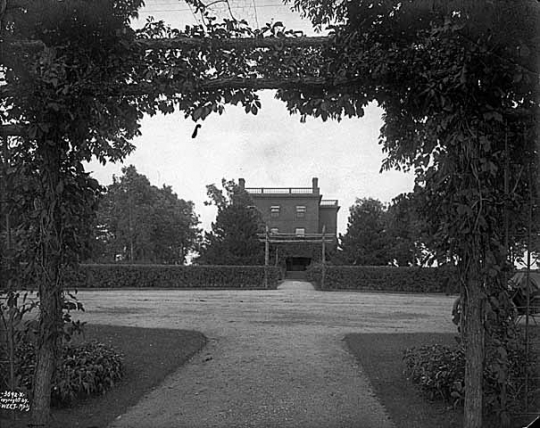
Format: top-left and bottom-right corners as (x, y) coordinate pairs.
(270, 228), (279, 234)
(295, 228), (305, 237)
(270, 205), (280, 217)
(296, 205), (306, 218)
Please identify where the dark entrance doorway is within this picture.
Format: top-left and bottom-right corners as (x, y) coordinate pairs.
(286, 257), (311, 271)
(285, 257), (311, 279)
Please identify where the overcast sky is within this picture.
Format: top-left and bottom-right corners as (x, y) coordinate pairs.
(86, 0), (416, 234)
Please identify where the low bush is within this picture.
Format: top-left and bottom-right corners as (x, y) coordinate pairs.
(15, 338), (124, 407)
(403, 333), (535, 416)
(65, 264), (280, 289)
(306, 264), (458, 293)
(403, 343), (465, 406)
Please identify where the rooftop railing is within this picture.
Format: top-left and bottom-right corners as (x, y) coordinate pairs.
(246, 187), (318, 195)
(320, 199), (339, 206)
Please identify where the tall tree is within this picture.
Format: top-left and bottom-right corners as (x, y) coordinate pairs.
(384, 192), (428, 266)
(339, 198), (390, 266)
(92, 165), (199, 264)
(105, 165), (155, 263)
(197, 179), (264, 265)
(152, 185), (200, 264)
(2, 1), (144, 425)
(339, 193), (434, 267)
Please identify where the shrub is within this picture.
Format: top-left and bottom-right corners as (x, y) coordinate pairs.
(306, 264), (458, 293)
(16, 338), (124, 407)
(65, 264), (280, 289)
(403, 333), (536, 415)
(403, 343), (465, 406)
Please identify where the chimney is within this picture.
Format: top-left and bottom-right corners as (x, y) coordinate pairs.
(239, 178), (245, 189)
(312, 177), (319, 193)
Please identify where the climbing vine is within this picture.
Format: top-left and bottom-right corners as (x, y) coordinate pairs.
(1, 1), (539, 427)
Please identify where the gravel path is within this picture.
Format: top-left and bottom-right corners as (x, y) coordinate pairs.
(72, 281), (456, 428)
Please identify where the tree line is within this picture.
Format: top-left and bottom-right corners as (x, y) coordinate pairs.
(83, 173), (263, 265)
(86, 173), (264, 266)
(56, 174), (540, 267)
(5, 167), (533, 268)
(339, 191), (538, 268)
(93, 176), (437, 267)
(3, 168), (453, 268)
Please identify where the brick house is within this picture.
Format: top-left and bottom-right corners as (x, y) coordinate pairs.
(239, 177), (340, 275)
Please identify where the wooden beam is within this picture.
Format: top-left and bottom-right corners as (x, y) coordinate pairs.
(135, 35), (330, 50)
(8, 35), (330, 53)
(168, 76), (352, 92)
(258, 239), (335, 244)
(0, 75), (355, 98)
(0, 75), (355, 136)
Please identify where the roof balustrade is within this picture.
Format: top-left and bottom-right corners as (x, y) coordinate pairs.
(246, 187), (318, 195)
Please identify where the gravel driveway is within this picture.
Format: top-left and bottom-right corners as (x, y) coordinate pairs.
(73, 280), (456, 428)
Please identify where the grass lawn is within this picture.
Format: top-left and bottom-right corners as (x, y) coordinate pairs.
(1, 324), (206, 428)
(345, 332), (463, 428)
(345, 331), (540, 428)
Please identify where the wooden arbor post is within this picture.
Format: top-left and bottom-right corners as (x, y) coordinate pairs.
(264, 225), (269, 289)
(321, 224), (326, 290)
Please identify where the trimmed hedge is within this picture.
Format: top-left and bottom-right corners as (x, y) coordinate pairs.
(306, 264), (458, 293)
(65, 264), (281, 289)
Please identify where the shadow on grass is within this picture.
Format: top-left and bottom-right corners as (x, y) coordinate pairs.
(345, 332), (463, 428)
(345, 331), (540, 428)
(2, 324), (206, 428)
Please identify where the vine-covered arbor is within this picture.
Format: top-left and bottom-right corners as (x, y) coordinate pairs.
(1, 1), (539, 427)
